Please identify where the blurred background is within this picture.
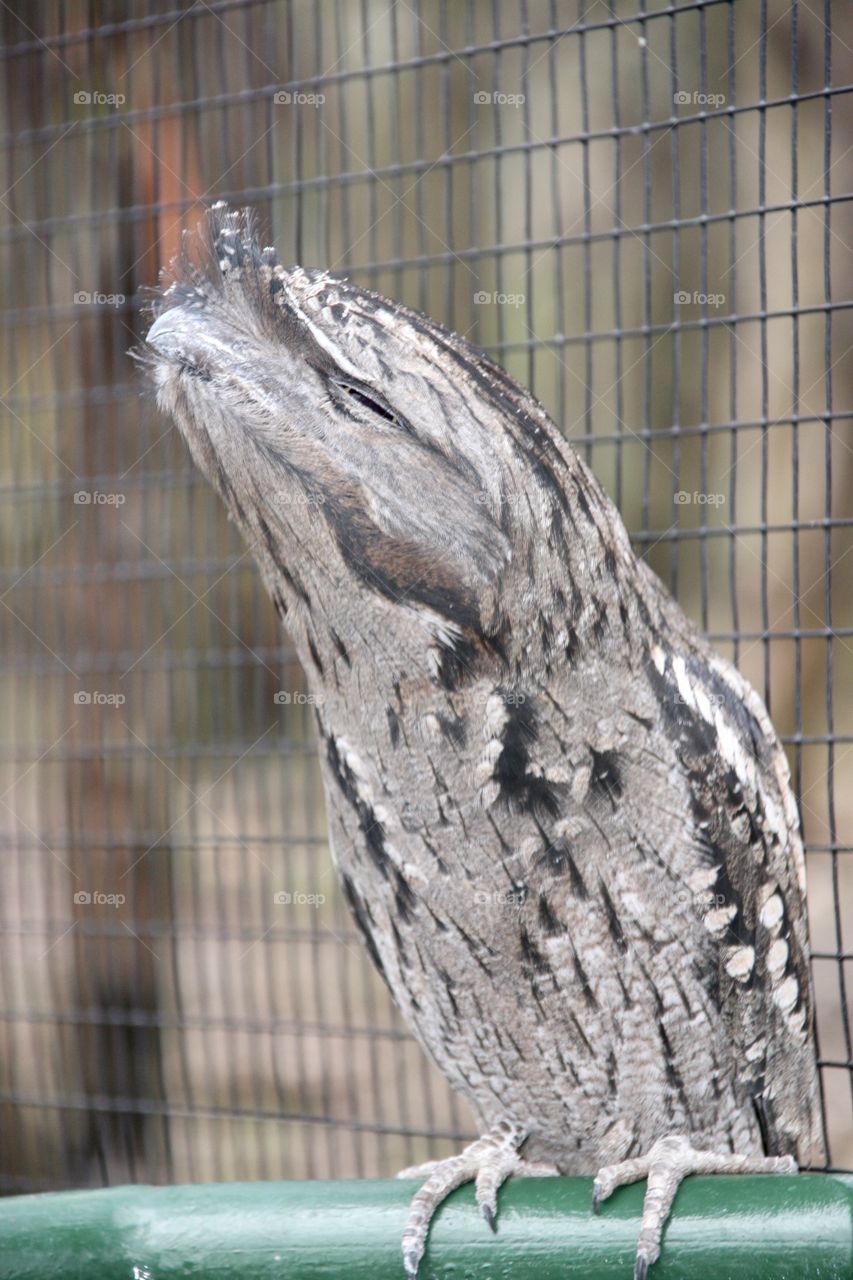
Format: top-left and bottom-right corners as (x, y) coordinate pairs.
(1, 0), (851, 1195)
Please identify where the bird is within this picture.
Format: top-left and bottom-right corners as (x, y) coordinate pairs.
(140, 203), (826, 1279)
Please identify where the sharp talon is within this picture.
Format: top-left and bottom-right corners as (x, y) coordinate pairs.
(634, 1257), (649, 1280)
(591, 1182), (602, 1213)
(403, 1246), (421, 1280)
(482, 1202), (497, 1232)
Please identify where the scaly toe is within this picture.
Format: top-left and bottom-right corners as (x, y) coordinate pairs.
(398, 1121), (529, 1279)
(592, 1153), (650, 1212)
(595, 1134), (801, 1279)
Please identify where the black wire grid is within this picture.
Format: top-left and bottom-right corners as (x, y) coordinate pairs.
(1, 0), (851, 1194)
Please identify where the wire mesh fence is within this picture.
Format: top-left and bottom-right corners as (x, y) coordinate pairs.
(1, 0), (851, 1195)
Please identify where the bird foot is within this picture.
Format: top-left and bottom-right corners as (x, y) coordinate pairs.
(397, 1118), (558, 1278)
(592, 1133), (798, 1280)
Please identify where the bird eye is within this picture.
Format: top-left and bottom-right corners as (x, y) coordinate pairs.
(332, 379), (397, 424)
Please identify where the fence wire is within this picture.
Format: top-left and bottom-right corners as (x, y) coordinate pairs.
(1, 0), (851, 1193)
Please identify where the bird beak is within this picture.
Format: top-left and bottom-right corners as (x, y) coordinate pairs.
(146, 311), (182, 358)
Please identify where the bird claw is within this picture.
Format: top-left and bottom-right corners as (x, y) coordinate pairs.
(593, 1133), (799, 1277)
(401, 1128), (796, 1277)
(399, 1119), (549, 1278)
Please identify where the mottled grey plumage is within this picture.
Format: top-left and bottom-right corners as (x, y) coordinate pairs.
(141, 205), (826, 1278)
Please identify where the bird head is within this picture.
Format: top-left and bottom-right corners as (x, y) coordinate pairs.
(141, 204), (583, 687)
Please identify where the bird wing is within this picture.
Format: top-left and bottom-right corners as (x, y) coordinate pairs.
(637, 629), (825, 1162)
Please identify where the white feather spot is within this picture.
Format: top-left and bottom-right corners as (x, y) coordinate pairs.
(485, 693), (508, 737)
(725, 945), (755, 981)
(620, 891), (650, 922)
(554, 815), (587, 840)
(418, 713), (442, 742)
(479, 782), (500, 809)
(688, 866), (720, 894)
(762, 794), (785, 845)
(402, 861), (429, 888)
(475, 737), (505, 797)
(768, 939), (789, 978)
(759, 892), (784, 932)
(571, 765), (591, 802)
(672, 656), (694, 709)
(342, 744), (371, 789)
(704, 903), (737, 934)
(474, 760), (498, 788)
(651, 644), (666, 674)
(774, 974), (799, 1013)
(745, 1039), (766, 1062)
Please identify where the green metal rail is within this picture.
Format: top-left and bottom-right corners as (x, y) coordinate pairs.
(1, 1175), (852, 1279)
